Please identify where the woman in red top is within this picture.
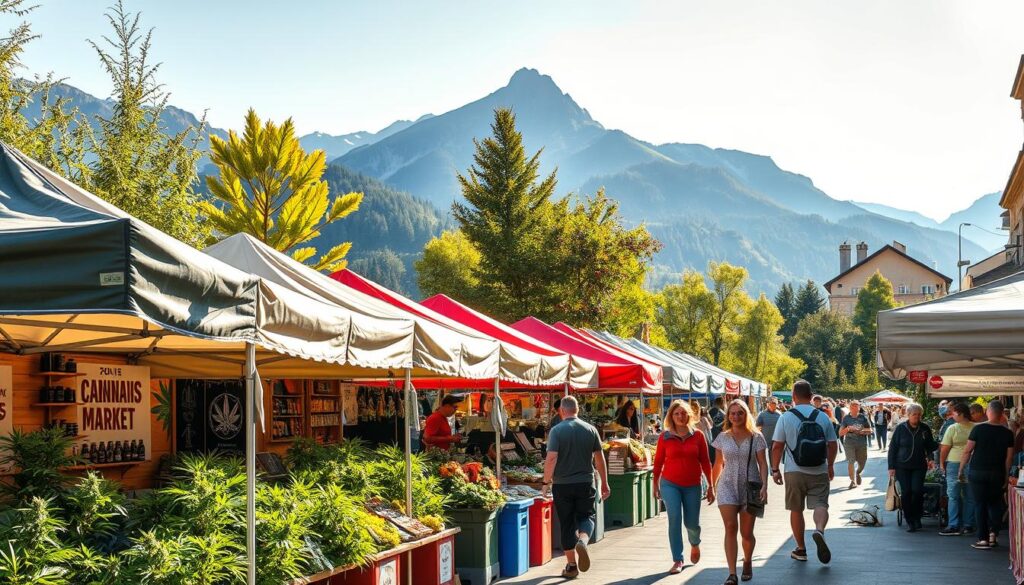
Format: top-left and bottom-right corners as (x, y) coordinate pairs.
(653, 399), (714, 574)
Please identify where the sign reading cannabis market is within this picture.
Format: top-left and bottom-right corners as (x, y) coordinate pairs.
(78, 363), (151, 459)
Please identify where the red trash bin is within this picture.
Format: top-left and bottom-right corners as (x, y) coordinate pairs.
(331, 552), (401, 585)
(409, 531), (456, 585)
(529, 497), (553, 567)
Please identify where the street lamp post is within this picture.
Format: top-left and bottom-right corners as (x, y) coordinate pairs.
(958, 222), (972, 291)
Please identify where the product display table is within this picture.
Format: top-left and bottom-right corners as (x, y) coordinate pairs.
(1010, 486), (1024, 585)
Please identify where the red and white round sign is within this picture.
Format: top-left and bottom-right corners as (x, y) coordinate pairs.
(928, 375), (944, 389)
(908, 370), (928, 384)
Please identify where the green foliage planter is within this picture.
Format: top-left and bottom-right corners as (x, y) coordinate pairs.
(605, 471), (643, 527)
(448, 507), (499, 585)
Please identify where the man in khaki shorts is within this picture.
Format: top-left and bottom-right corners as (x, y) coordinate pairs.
(771, 380), (838, 564)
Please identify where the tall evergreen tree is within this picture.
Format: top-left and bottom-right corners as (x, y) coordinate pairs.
(451, 108), (557, 321)
(86, 1), (208, 247)
(774, 282), (797, 342)
(793, 280), (826, 320)
(201, 109), (363, 271)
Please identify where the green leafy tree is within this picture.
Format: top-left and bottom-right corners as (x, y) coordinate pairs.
(853, 271), (897, 362)
(451, 107), (557, 321)
(0, 1), (87, 179)
(725, 293), (805, 390)
(416, 229), (481, 304)
(605, 285), (670, 348)
(546, 189), (661, 327)
(788, 310), (861, 387)
(705, 261), (751, 366)
(774, 282), (798, 342)
(201, 109), (363, 271)
(349, 249), (407, 295)
(657, 270), (715, 359)
(793, 280), (826, 320)
(85, 1), (208, 247)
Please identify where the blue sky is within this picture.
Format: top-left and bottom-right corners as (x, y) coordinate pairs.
(15, 0), (1024, 219)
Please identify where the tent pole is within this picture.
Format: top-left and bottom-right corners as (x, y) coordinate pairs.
(244, 342), (257, 585)
(495, 377), (502, 482)
(404, 368), (413, 515)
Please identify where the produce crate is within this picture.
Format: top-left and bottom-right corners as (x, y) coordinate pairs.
(528, 497), (552, 566)
(605, 471), (643, 527)
(498, 498), (533, 578)
(448, 508), (499, 585)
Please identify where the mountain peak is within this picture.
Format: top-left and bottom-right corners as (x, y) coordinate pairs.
(507, 67), (561, 92)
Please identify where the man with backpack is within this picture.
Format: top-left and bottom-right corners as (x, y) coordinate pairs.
(770, 380), (838, 565)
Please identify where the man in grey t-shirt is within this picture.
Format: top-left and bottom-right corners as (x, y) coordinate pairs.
(756, 398), (781, 444)
(839, 401), (871, 489)
(543, 396), (610, 579)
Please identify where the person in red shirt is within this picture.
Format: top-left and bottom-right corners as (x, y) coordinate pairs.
(422, 394), (463, 451)
(653, 399), (714, 574)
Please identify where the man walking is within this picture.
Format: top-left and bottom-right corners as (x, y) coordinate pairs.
(771, 380), (838, 565)
(542, 396), (611, 579)
(873, 406), (891, 451)
(756, 398), (782, 445)
(839, 401), (871, 489)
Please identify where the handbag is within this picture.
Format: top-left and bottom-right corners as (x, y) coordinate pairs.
(744, 434), (765, 518)
(884, 476), (901, 512)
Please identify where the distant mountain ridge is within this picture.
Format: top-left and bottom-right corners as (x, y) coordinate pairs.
(854, 193), (1004, 253)
(333, 67), (988, 293)
(36, 72), (994, 295)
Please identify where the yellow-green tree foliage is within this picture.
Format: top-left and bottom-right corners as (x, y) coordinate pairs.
(726, 293), (805, 390)
(658, 270), (715, 358)
(853, 271), (897, 362)
(202, 109), (363, 271)
(416, 229), (481, 304)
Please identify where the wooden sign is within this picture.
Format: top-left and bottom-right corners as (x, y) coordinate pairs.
(78, 363), (151, 457)
(0, 366), (12, 472)
(366, 498), (434, 539)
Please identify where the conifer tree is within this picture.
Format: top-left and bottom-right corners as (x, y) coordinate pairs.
(86, 1), (208, 246)
(201, 109), (363, 271)
(793, 280), (826, 320)
(774, 282), (797, 342)
(451, 108), (557, 321)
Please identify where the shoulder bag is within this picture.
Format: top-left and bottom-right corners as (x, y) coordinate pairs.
(744, 434), (765, 518)
(884, 475), (901, 511)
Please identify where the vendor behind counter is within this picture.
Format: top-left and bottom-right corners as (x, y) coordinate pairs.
(422, 394), (463, 451)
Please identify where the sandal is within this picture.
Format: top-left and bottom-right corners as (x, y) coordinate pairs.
(989, 533), (999, 548)
(972, 540), (992, 550)
(741, 559), (752, 581)
(725, 575), (739, 585)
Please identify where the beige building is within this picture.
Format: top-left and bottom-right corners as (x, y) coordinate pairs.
(824, 241), (951, 316)
(963, 55), (1024, 289)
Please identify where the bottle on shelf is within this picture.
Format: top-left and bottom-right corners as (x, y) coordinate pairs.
(64, 358), (77, 373)
(137, 439), (145, 461)
(51, 353), (65, 372)
(96, 442), (106, 464)
(105, 441), (113, 464)
(63, 386), (74, 403)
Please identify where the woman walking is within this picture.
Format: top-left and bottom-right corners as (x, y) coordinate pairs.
(711, 399), (769, 584)
(887, 403), (938, 532)
(653, 400), (714, 574)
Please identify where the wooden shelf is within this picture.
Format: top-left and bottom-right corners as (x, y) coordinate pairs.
(64, 461), (140, 471)
(37, 371), (86, 378)
(270, 437), (299, 443)
(272, 414), (303, 418)
(34, 402), (84, 407)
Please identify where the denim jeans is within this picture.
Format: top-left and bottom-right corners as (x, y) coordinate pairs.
(945, 462), (975, 529)
(660, 478), (702, 562)
(875, 426), (887, 449)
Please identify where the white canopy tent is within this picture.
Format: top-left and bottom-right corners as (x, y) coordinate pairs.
(0, 142), (475, 584)
(877, 269), (1024, 397)
(860, 389), (912, 405)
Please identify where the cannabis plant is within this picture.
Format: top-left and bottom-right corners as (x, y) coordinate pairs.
(0, 428), (79, 502)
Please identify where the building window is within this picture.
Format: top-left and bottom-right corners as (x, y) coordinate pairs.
(897, 284), (909, 294)
(921, 284), (935, 294)
(850, 287), (859, 295)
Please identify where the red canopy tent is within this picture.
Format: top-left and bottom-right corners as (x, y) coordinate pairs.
(330, 269), (573, 390)
(511, 317), (663, 393)
(420, 294), (598, 389)
(553, 322), (670, 386)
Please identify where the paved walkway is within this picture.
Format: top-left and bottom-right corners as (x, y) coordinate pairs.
(501, 448), (1015, 584)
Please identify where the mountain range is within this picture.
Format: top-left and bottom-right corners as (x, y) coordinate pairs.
(853, 193), (1005, 253)
(35, 70), (999, 296)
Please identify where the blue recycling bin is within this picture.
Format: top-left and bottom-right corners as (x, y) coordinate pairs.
(498, 498), (533, 578)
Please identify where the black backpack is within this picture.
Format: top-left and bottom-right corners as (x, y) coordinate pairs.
(788, 409), (827, 467)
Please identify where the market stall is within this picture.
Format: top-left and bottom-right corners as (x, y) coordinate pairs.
(877, 272), (1024, 583)
(0, 142), (503, 585)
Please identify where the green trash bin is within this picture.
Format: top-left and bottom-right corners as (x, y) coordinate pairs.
(605, 471), (642, 527)
(643, 470), (659, 519)
(449, 507), (500, 585)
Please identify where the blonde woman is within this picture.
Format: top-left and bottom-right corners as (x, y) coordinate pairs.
(653, 400), (714, 574)
(712, 399), (769, 584)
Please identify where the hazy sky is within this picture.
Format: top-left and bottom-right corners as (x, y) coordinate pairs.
(16, 0), (1024, 220)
